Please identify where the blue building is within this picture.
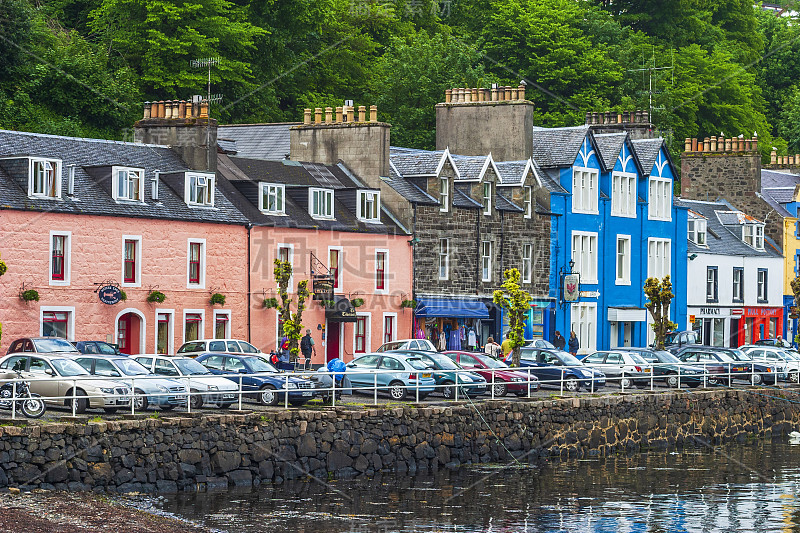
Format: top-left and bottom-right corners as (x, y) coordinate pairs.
(530, 126), (688, 353)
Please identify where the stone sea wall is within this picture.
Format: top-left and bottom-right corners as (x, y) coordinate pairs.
(1, 389), (798, 493)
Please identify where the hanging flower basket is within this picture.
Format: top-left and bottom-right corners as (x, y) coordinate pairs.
(120, 290), (127, 302)
(400, 299), (416, 308)
(210, 293), (226, 306)
(147, 290), (166, 303)
(350, 297), (365, 308)
(0, 257), (7, 277)
(21, 289), (39, 302)
(263, 297), (279, 309)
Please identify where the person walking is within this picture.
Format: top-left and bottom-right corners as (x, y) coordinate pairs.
(300, 329), (316, 368)
(553, 331), (566, 351)
(568, 331), (579, 355)
(501, 332), (513, 359)
(484, 336), (501, 359)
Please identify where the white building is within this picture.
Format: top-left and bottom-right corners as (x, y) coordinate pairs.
(678, 199), (784, 347)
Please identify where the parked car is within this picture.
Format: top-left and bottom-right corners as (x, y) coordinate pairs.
(195, 353), (316, 406)
(345, 353), (436, 400)
(74, 355), (186, 411)
(509, 348), (605, 392)
(753, 338), (793, 348)
(74, 341), (120, 355)
(525, 339), (556, 349)
(675, 346), (781, 385)
(579, 351), (651, 388)
(134, 355), (239, 408)
(443, 351), (538, 396)
(6, 337), (80, 356)
(411, 351), (487, 399)
(622, 348), (706, 388)
(721, 347), (784, 383)
(177, 339), (262, 358)
(660, 331), (699, 353)
(376, 339), (437, 352)
(0, 354), (130, 413)
(739, 345), (800, 383)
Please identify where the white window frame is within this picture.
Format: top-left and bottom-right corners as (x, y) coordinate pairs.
(611, 172), (637, 218)
(187, 238), (206, 289)
(309, 188), (335, 219)
(213, 309), (232, 339)
(353, 312), (371, 354)
(184, 172), (215, 207)
(39, 306), (76, 341)
(182, 309), (205, 343)
(571, 231), (598, 284)
(648, 177), (672, 221)
(439, 177), (449, 213)
(439, 238), (449, 281)
(259, 183), (285, 215)
(120, 235), (142, 288)
(154, 309), (175, 355)
(570, 302), (597, 355)
(481, 240), (492, 282)
(375, 248), (389, 294)
(744, 224), (765, 250)
(382, 312), (397, 344)
(277, 243), (295, 293)
(688, 218), (707, 245)
(522, 243), (533, 283)
(757, 269), (768, 302)
(482, 182), (492, 215)
(49, 230), (71, 286)
(112, 166), (145, 202)
(357, 190), (381, 222)
(571, 167), (599, 214)
(29, 158), (62, 199)
(647, 238), (671, 279)
(524, 186), (533, 219)
(615, 235), (631, 285)
(328, 245), (343, 293)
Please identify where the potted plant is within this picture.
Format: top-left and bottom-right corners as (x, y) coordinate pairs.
(120, 290), (127, 302)
(350, 297), (365, 308)
(21, 289), (39, 302)
(147, 290), (166, 303)
(210, 293), (226, 306)
(400, 299), (416, 308)
(263, 297), (279, 309)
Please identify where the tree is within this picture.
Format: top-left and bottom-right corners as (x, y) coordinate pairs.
(493, 268), (530, 367)
(274, 258), (310, 358)
(644, 276), (678, 350)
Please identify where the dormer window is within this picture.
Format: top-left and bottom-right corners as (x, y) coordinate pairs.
(186, 173), (215, 207)
(112, 166), (144, 202)
(259, 183), (285, 214)
(29, 158), (62, 199)
(310, 188), (334, 219)
(524, 186), (532, 218)
(743, 224), (764, 250)
(482, 182), (492, 215)
(357, 190), (380, 222)
(439, 177), (449, 213)
(688, 218), (707, 245)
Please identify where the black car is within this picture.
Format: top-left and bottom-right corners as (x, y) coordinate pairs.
(509, 347), (605, 392)
(660, 331), (699, 353)
(674, 346), (781, 385)
(74, 341), (120, 355)
(623, 348), (706, 388)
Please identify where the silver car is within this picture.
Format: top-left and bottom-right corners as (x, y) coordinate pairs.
(176, 339), (262, 358)
(740, 345), (800, 383)
(581, 350), (651, 388)
(135, 355), (239, 408)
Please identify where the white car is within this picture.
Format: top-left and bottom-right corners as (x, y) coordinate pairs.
(176, 339), (262, 358)
(134, 355), (239, 408)
(740, 345), (800, 383)
(376, 339), (437, 352)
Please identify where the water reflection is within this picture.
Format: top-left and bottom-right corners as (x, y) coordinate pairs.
(156, 440), (800, 532)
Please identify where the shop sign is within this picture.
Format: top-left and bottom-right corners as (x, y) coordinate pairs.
(689, 315), (696, 323)
(744, 307), (782, 317)
(699, 308), (720, 315)
(563, 274), (580, 302)
(731, 308), (744, 315)
(580, 291), (600, 298)
(312, 275), (334, 300)
(98, 285), (123, 305)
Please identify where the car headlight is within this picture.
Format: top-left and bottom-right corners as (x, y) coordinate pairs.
(100, 387), (115, 394)
(157, 385), (169, 393)
(208, 384), (218, 391)
(459, 376), (473, 383)
(282, 382), (298, 389)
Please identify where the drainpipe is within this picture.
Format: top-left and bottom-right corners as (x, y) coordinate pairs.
(412, 204), (417, 338)
(247, 223), (252, 343)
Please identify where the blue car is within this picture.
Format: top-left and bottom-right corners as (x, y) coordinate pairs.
(508, 347), (605, 392)
(346, 352), (436, 401)
(195, 353), (316, 406)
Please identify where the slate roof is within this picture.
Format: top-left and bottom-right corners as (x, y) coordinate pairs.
(593, 133), (627, 171)
(675, 198), (782, 257)
(538, 167), (567, 194)
(453, 186), (481, 208)
(390, 150), (446, 176)
(0, 129), (249, 225)
(384, 165), (438, 205)
(763, 187), (795, 203)
(761, 169), (800, 217)
(216, 138), (238, 154)
(495, 161), (528, 186)
(761, 169), (800, 189)
(216, 123), (298, 160)
(496, 192), (523, 212)
(631, 138), (665, 177)
(451, 155), (486, 181)
(530, 125), (591, 168)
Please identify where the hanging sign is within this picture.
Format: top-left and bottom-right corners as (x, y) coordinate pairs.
(98, 285), (123, 305)
(312, 275), (334, 300)
(563, 274), (580, 302)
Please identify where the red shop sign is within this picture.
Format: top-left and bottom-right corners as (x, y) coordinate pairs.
(743, 307), (782, 317)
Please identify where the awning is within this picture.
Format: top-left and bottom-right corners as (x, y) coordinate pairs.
(607, 307), (647, 322)
(325, 296), (358, 323)
(415, 297), (489, 319)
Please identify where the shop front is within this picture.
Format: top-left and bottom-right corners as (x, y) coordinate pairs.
(689, 306), (736, 347)
(414, 297), (490, 352)
(738, 306), (784, 346)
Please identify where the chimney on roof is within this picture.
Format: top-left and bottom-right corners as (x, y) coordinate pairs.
(584, 109), (655, 139)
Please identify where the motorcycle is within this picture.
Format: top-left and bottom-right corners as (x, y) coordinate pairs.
(0, 372), (46, 418)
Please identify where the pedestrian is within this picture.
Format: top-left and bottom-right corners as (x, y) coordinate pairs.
(300, 329), (316, 367)
(568, 331), (579, 355)
(501, 332), (513, 359)
(484, 336), (501, 359)
(553, 331), (566, 351)
(279, 336), (291, 366)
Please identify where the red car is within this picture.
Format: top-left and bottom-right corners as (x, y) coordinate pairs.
(443, 351), (539, 397)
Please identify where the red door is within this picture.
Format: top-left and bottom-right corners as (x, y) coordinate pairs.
(117, 313), (141, 355)
(326, 322), (341, 362)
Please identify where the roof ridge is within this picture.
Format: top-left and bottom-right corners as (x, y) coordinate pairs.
(0, 128), (168, 149)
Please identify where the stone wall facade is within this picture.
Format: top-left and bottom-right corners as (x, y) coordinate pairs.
(0, 389), (797, 493)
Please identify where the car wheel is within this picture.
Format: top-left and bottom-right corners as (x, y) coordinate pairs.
(708, 376), (720, 386)
(388, 381), (408, 401)
(133, 389), (148, 411)
(259, 385), (279, 406)
(441, 381), (455, 399)
(665, 373), (679, 388)
(189, 392), (203, 410)
(751, 373), (763, 385)
(492, 381), (507, 397)
(620, 377), (632, 389)
(791, 372), (799, 384)
(103, 408), (118, 414)
(564, 378), (580, 392)
(67, 389), (88, 414)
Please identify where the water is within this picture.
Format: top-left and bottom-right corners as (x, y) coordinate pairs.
(154, 439), (800, 532)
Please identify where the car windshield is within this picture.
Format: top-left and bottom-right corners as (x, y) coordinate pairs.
(424, 353), (459, 370)
(556, 351), (583, 366)
(238, 341), (260, 354)
(628, 353), (648, 365)
(173, 358), (211, 375)
(715, 352), (735, 362)
(378, 342), (402, 352)
(728, 349), (751, 361)
(474, 354), (509, 369)
(52, 359), (90, 376)
(781, 351), (800, 360)
(406, 358), (429, 370)
(33, 338), (76, 352)
(245, 357), (278, 373)
(114, 359), (151, 375)
(654, 351), (681, 363)
(95, 342), (118, 355)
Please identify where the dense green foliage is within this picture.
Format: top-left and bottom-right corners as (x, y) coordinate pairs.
(1, 0), (799, 156)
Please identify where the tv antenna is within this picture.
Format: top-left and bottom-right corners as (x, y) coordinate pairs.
(190, 57), (223, 110)
(627, 47), (674, 125)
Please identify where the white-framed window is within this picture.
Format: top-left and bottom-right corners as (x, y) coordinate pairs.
(743, 224), (765, 250)
(49, 230), (71, 286)
(524, 186), (533, 219)
(259, 183), (285, 214)
(572, 168), (598, 214)
(522, 243), (533, 283)
(648, 177), (672, 220)
(155, 309), (175, 355)
(439, 238), (449, 280)
(328, 246), (343, 292)
(615, 235), (631, 285)
(277, 243), (294, 292)
(40, 306), (76, 341)
(382, 313), (397, 344)
(439, 177), (449, 213)
(186, 173), (215, 207)
(481, 241), (492, 282)
(29, 158), (62, 199)
(611, 173), (636, 217)
(357, 190), (380, 222)
(183, 309), (205, 343)
(353, 313), (371, 354)
(571, 231), (598, 284)
(375, 249), (388, 292)
(121, 235), (142, 288)
(757, 268), (768, 302)
(706, 266), (718, 302)
(688, 218), (707, 245)
(647, 238), (671, 279)
(310, 188), (334, 219)
(213, 310), (231, 339)
(112, 166), (144, 202)
(570, 302), (597, 355)
(732, 267), (744, 302)
(187, 238), (206, 288)
(482, 182), (492, 215)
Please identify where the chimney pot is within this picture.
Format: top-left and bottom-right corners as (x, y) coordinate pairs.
(784, 155), (790, 165)
(335, 106), (343, 123)
(358, 105), (366, 122)
(518, 84), (526, 100)
(186, 100), (193, 118)
(178, 100), (186, 119)
(684, 138), (691, 152)
(324, 107), (333, 124)
(303, 108), (312, 125)
(155, 101), (164, 118)
(643, 111), (650, 123)
(143, 102), (151, 119)
(464, 89), (472, 103)
(199, 101), (209, 118)
(163, 100), (172, 119)
(585, 111), (591, 125)
(477, 89), (485, 102)
(616, 113), (622, 124)
(491, 87), (498, 101)
(592, 111), (599, 125)
(703, 137), (710, 152)
(745, 139), (751, 151)
(771, 150), (778, 164)
(691, 138), (698, 151)
(472, 88), (479, 101)
(369, 105), (378, 122)
(505, 86), (512, 100)
(622, 111), (629, 123)
(710, 136), (717, 151)
(314, 107), (323, 123)
(150, 102), (158, 119)
(445, 89), (452, 103)
(511, 87), (519, 100)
